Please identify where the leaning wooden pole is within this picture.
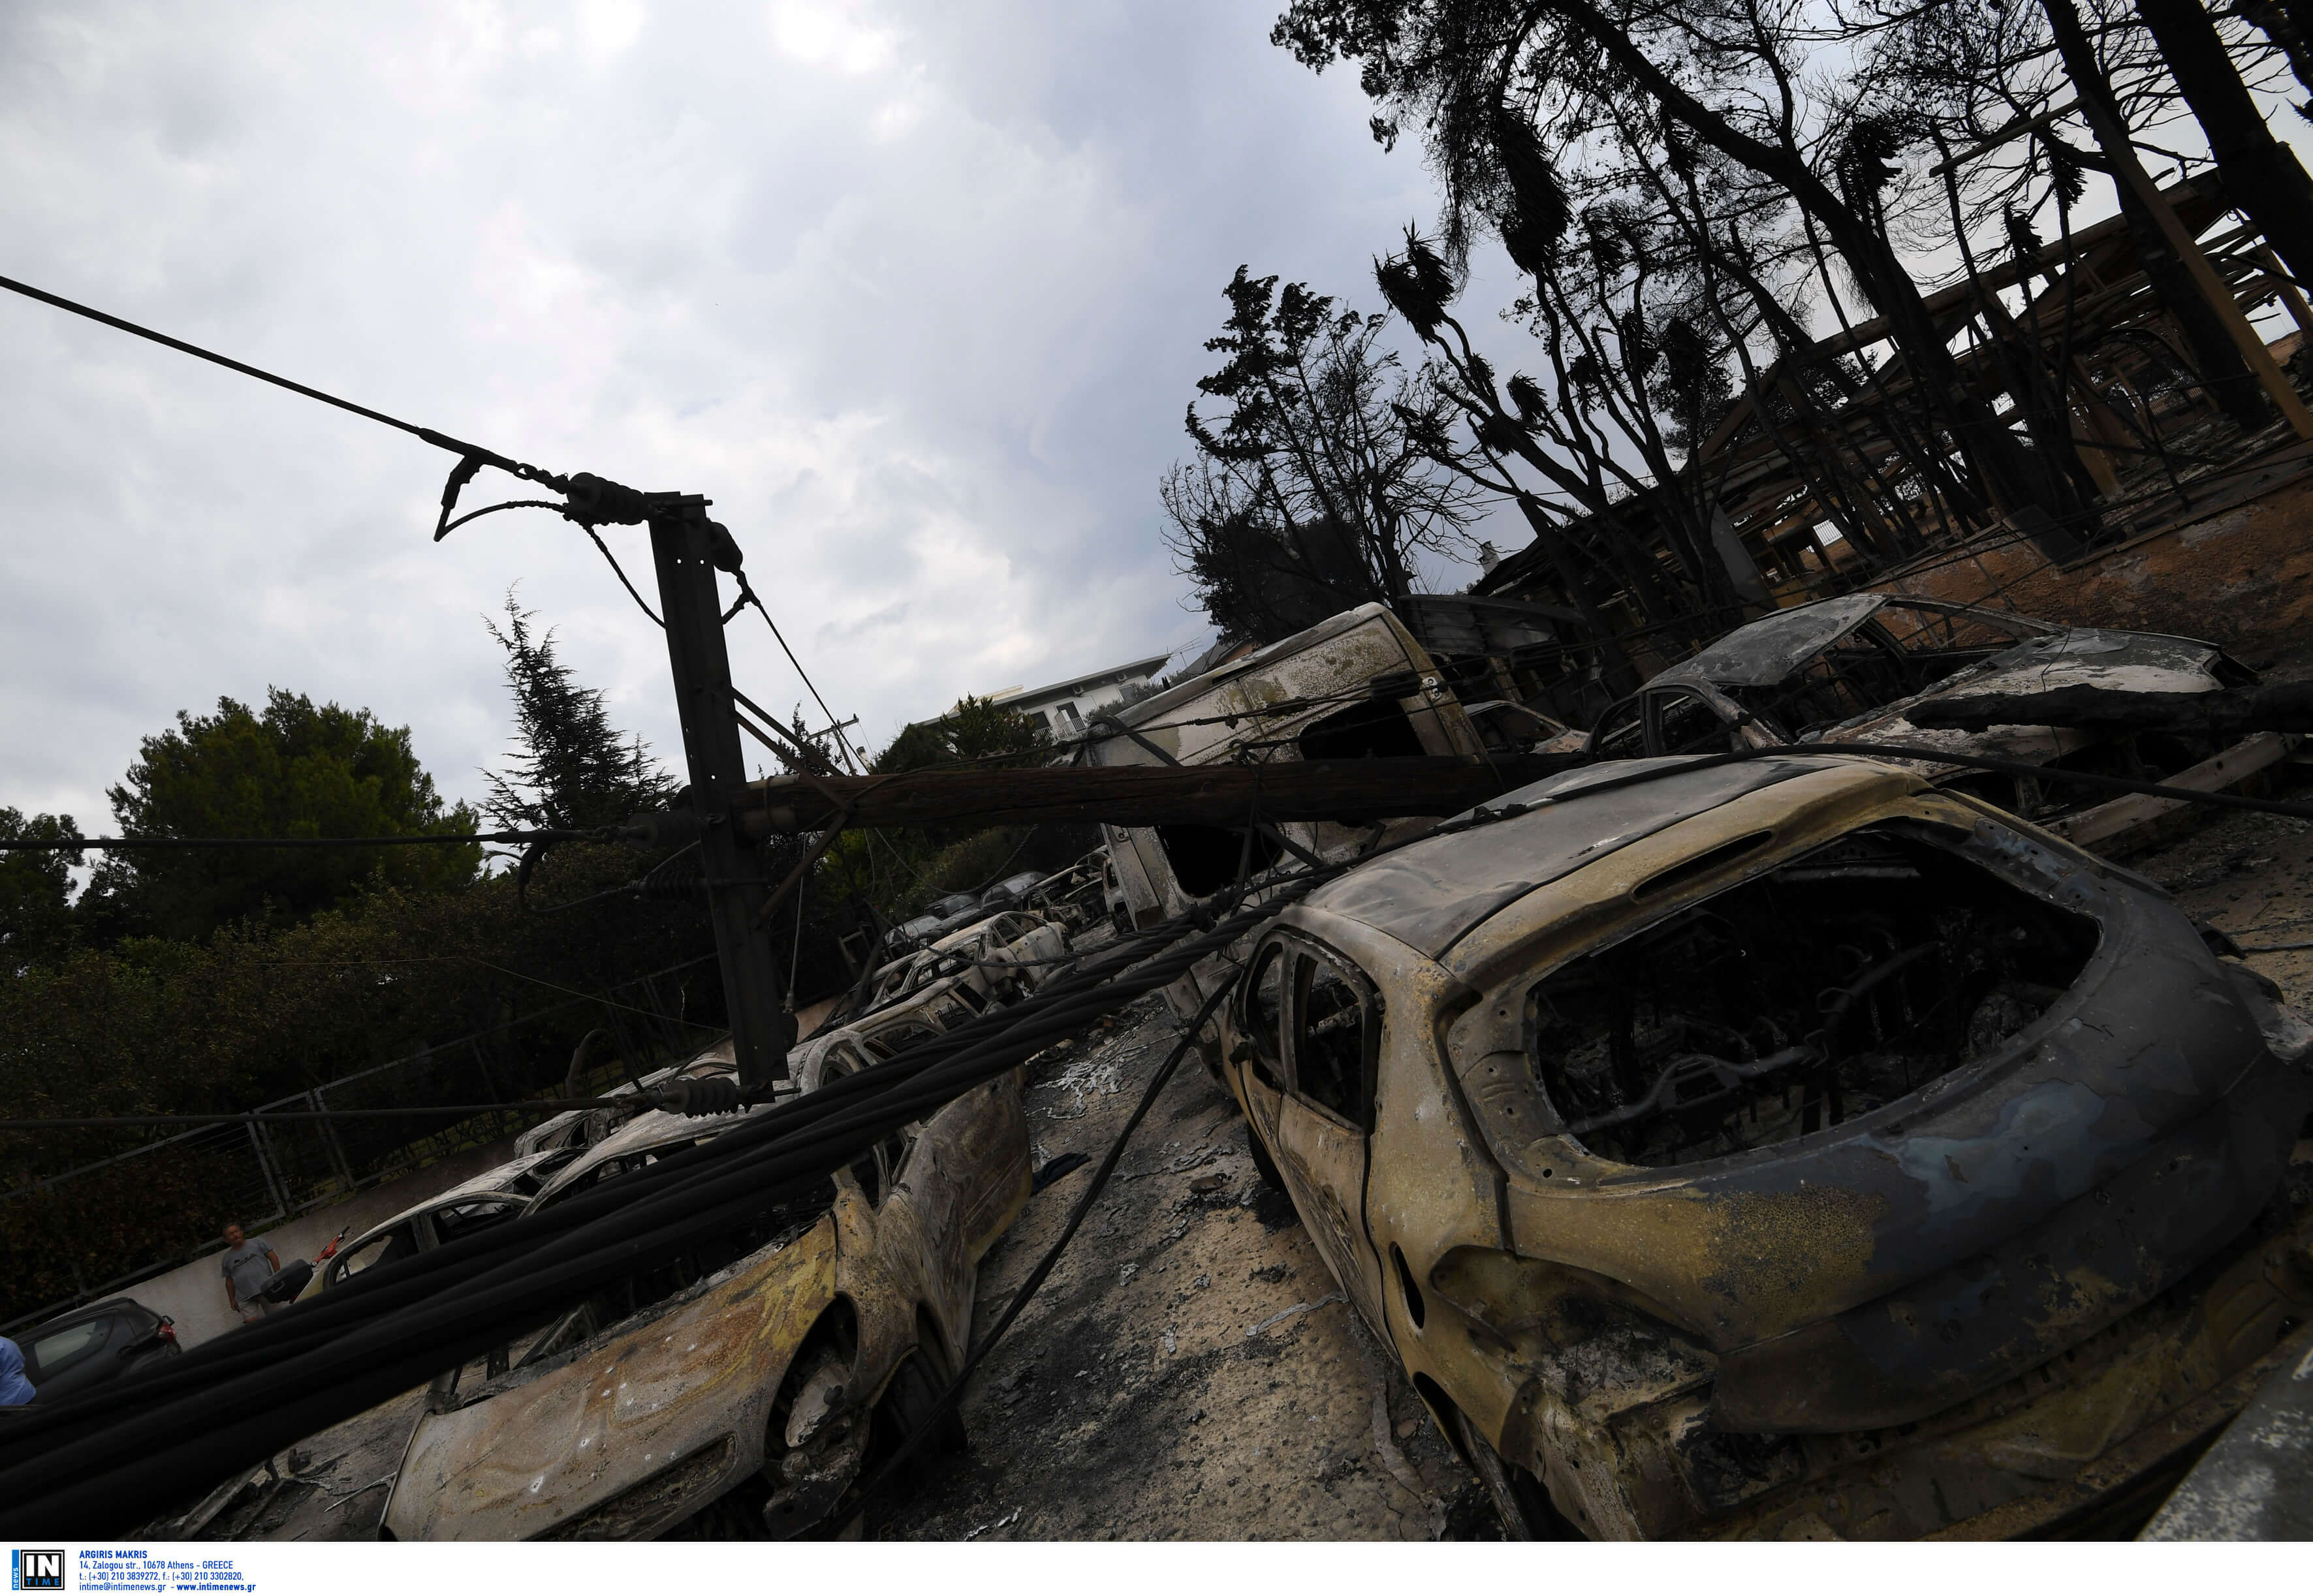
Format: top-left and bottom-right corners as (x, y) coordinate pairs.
(727, 756), (1581, 837)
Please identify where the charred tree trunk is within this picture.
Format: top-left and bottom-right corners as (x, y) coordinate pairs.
(2237, 0), (2313, 109)
(1535, 0), (2079, 555)
(2137, 0), (2313, 292)
(2043, 0), (2273, 433)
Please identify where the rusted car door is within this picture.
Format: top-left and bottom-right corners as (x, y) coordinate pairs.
(1268, 939), (1389, 1336)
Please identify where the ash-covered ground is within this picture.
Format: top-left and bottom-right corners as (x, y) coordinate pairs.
(869, 983), (1493, 1542)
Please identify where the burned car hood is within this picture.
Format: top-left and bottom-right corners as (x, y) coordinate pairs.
(1813, 627), (2229, 752)
(1315, 755), (1838, 959)
(385, 1219), (839, 1541)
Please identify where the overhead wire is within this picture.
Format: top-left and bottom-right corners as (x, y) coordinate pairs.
(5, 739), (2306, 1532)
(0, 272), (553, 484)
(0, 879), (1319, 1534)
(731, 570), (862, 774)
(0, 825), (610, 853)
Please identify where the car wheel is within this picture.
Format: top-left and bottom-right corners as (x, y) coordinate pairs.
(872, 1332), (968, 1469)
(1447, 1403), (1582, 1541)
(1246, 1130), (1287, 1194)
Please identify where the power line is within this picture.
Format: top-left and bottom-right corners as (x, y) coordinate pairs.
(0, 272), (560, 490)
(0, 1101), (634, 1131)
(3, 268), (873, 784)
(731, 571), (862, 773)
(0, 825), (614, 853)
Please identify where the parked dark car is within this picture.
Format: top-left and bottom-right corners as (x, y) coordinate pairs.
(16, 1298), (179, 1403)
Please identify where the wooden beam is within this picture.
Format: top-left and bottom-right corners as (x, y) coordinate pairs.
(731, 755), (1584, 837)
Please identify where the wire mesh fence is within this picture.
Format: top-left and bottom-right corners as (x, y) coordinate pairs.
(0, 954), (720, 1333)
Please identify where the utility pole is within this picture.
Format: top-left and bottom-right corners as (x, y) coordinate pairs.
(641, 492), (796, 1091)
(558, 469), (799, 1092)
(0, 272), (813, 1084)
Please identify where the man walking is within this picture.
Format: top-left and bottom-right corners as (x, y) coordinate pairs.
(221, 1223), (282, 1322)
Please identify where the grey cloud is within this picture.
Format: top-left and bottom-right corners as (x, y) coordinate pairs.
(0, 0), (1488, 826)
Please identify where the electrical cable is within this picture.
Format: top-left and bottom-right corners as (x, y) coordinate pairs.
(0, 825), (608, 853)
(0, 1100), (638, 1131)
(0, 883), (1319, 1535)
(579, 524), (665, 627)
(433, 499), (568, 539)
(8, 733), (2290, 1533)
(732, 571), (861, 773)
(839, 799), (1280, 1528)
(0, 272), (556, 486)
(843, 967), (1242, 1524)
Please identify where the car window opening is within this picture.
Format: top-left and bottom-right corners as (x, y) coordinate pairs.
(1653, 690), (1739, 756)
(1156, 823), (1283, 898)
(1295, 696), (1427, 762)
(1294, 953), (1377, 1128)
(1244, 943), (1288, 1091)
(1591, 696), (1647, 761)
(432, 1199), (520, 1245)
(31, 1320), (107, 1375)
(1523, 827), (2098, 1168)
(1719, 623), (1919, 737)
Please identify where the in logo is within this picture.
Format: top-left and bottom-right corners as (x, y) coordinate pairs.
(12, 1551), (65, 1592)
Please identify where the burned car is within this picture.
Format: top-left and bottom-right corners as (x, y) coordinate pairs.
(1213, 753), (2313, 1539)
(377, 1042), (1031, 1539)
(298, 1150), (582, 1297)
(1093, 602), (1512, 1059)
(858, 911), (1066, 1019)
(1585, 595), (2289, 852)
(891, 891), (988, 953)
(1022, 849), (1110, 934)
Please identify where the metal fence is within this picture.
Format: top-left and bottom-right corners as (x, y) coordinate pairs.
(1, 954), (721, 1333)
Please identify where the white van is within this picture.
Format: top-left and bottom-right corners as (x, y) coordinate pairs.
(1086, 603), (1492, 1058)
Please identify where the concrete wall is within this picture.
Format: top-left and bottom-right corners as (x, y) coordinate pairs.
(126, 1134), (525, 1351)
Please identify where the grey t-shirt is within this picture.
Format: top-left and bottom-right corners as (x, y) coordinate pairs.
(221, 1238), (277, 1298)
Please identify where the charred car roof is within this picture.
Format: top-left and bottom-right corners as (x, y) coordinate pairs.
(1650, 595), (2058, 690)
(1310, 754), (1840, 959)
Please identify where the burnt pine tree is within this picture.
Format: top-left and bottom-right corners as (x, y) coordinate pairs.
(2133, 0), (2313, 290)
(1273, 0), (2089, 555)
(482, 596), (671, 830)
(1163, 266), (1480, 644)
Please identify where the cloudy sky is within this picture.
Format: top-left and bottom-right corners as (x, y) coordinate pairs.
(0, 0), (1497, 832)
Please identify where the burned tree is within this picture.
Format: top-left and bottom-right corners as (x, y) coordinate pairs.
(2134, 0), (2313, 290)
(1161, 266), (1483, 644)
(1276, 0), (2090, 554)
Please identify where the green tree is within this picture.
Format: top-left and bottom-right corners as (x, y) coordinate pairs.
(482, 597), (672, 829)
(872, 695), (1051, 775)
(80, 691), (480, 942)
(0, 809), (80, 968)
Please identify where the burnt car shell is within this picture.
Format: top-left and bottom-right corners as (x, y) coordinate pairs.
(381, 1052), (1030, 1540)
(1586, 597), (2282, 845)
(1221, 755), (2313, 1536)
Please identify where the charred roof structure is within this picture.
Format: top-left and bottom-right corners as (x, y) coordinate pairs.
(1465, 177), (2313, 725)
